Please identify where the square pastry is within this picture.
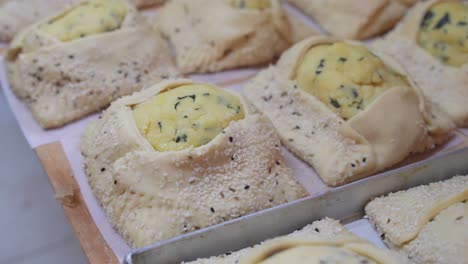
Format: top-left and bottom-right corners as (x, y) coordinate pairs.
(288, 0), (417, 39)
(244, 36), (454, 186)
(366, 175), (468, 264)
(156, 0), (317, 74)
(187, 218), (411, 264)
(0, 0), (77, 42)
(372, 0), (468, 127)
(6, 0), (178, 128)
(81, 79), (307, 247)
(0, 0), (166, 42)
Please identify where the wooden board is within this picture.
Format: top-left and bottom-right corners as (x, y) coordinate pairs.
(35, 142), (119, 264)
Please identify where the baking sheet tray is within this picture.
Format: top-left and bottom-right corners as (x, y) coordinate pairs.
(126, 147), (468, 264)
(1, 1), (468, 263)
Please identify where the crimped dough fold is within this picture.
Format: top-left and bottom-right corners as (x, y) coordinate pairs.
(156, 0), (316, 74)
(6, 0), (178, 128)
(0, 0), (77, 42)
(186, 218), (411, 264)
(365, 175), (468, 264)
(244, 36), (454, 186)
(372, 0), (468, 127)
(0, 0), (166, 42)
(288, 0), (417, 39)
(81, 79), (307, 247)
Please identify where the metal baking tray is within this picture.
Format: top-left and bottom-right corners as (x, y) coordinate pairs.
(124, 146), (468, 264)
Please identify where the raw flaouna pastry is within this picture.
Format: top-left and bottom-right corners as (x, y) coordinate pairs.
(365, 175), (468, 264)
(287, 0), (418, 40)
(0, 0), (77, 42)
(372, 0), (468, 127)
(5, 0), (178, 129)
(186, 218), (412, 264)
(81, 79), (307, 247)
(244, 36), (455, 186)
(156, 0), (317, 74)
(0, 0), (165, 42)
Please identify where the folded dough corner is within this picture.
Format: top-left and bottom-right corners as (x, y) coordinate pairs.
(366, 175), (468, 264)
(155, 0), (315, 74)
(0, 0), (166, 42)
(81, 79), (307, 247)
(372, 0), (468, 127)
(287, 0), (418, 40)
(5, 0), (178, 129)
(187, 218), (411, 264)
(244, 36), (455, 186)
(0, 0), (78, 42)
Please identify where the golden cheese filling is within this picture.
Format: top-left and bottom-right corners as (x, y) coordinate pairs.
(296, 42), (408, 120)
(39, 0), (127, 42)
(418, 1), (468, 67)
(132, 84), (245, 152)
(230, 0), (271, 9)
(257, 246), (376, 264)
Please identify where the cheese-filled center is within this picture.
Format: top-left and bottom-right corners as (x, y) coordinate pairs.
(230, 0), (271, 9)
(295, 42), (408, 120)
(39, 0), (127, 42)
(418, 1), (468, 67)
(132, 84), (245, 151)
(257, 245), (376, 264)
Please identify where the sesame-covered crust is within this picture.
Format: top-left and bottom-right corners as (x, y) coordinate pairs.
(5, 0), (178, 129)
(132, 0), (165, 8)
(244, 36), (454, 186)
(287, 0), (417, 40)
(186, 218), (412, 264)
(403, 202), (468, 264)
(155, 0), (315, 74)
(0, 0), (78, 42)
(186, 219), (353, 264)
(0, 0), (166, 43)
(365, 175), (468, 264)
(38, 0), (128, 42)
(372, 0), (468, 127)
(81, 79), (307, 248)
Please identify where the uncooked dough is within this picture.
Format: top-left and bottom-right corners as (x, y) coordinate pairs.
(244, 36), (454, 186)
(365, 175), (468, 264)
(372, 0), (468, 127)
(287, 0), (418, 39)
(186, 218), (411, 264)
(156, 0), (317, 73)
(81, 79), (307, 247)
(5, 0), (178, 129)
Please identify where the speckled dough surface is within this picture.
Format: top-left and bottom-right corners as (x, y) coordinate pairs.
(81, 79), (307, 248)
(0, 0), (166, 42)
(372, 0), (468, 127)
(5, 0), (178, 129)
(156, 0), (316, 74)
(186, 218), (412, 264)
(365, 175), (468, 264)
(244, 36), (454, 186)
(0, 0), (78, 42)
(287, 0), (417, 39)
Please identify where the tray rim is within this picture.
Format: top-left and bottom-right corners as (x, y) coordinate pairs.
(124, 146), (468, 264)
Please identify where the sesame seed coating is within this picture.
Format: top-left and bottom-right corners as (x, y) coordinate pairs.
(5, 1), (178, 129)
(81, 79), (307, 248)
(186, 218), (411, 264)
(366, 175), (468, 263)
(243, 36), (454, 186)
